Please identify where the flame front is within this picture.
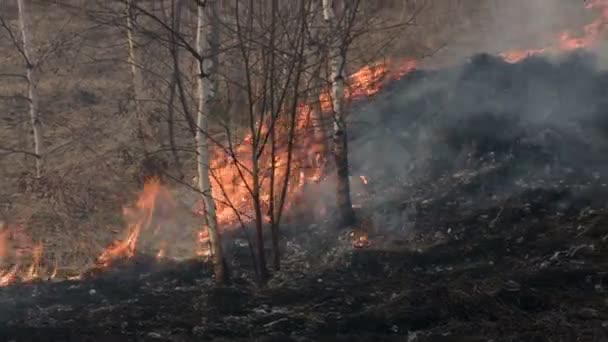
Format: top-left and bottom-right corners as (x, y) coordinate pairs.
(23, 243), (43, 282)
(207, 57), (417, 228)
(97, 224), (141, 267)
(201, 0), (608, 246)
(501, 0), (608, 63)
(205, 0), (608, 229)
(97, 177), (175, 267)
(0, 225), (49, 287)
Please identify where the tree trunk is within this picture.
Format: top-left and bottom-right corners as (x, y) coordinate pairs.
(322, 0), (355, 227)
(251, 158), (269, 282)
(305, 0), (328, 175)
(166, 0), (185, 180)
(196, 0), (225, 284)
(126, 0), (154, 149)
(17, 0), (42, 178)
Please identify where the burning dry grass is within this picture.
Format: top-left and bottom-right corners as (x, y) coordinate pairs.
(0, 54), (416, 285)
(200, 0), (608, 231)
(500, 0), (608, 62)
(0, 176), (199, 287)
(95, 177), (203, 268)
(1, 1), (608, 288)
(0, 223), (55, 286)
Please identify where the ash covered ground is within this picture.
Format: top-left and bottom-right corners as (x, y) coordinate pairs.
(2, 52), (608, 341)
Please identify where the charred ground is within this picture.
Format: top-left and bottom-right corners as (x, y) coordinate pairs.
(1, 52), (608, 341)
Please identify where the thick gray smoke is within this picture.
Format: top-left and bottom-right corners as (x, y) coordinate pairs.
(295, 51), (608, 238)
(284, 1), (608, 242)
(418, 1), (599, 67)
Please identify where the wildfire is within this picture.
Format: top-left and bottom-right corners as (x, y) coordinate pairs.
(501, 0), (608, 63)
(156, 241), (167, 260)
(206, 57), (417, 229)
(1, 2), (606, 287)
(97, 224), (141, 267)
(199, 0), (608, 251)
(0, 224), (51, 287)
(196, 229), (211, 257)
(96, 177), (176, 267)
(23, 242), (43, 282)
(203, 0), (608, 234)
(350, 230), (372, 249)
(0, 265), (18, 287)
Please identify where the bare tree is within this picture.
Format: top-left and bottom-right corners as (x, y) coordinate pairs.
(195, 0), (225, 284)
(126, 0), (153, 148)
(16, 0), (43, 178)
(204, 0), (310, 281)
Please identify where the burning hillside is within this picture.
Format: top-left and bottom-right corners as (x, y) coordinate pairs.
(507, 0), (607, 62)
(1, 49), (608, 339)
(1, 1), (608, 340)
(205, 0), (608, 229)
(2, 0), (608, 287)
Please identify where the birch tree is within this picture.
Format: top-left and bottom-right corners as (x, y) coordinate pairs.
(322, 0), (356, 226)
(195, 0), (225, 284)
(125, 0), (161, 154)
(126, 0), (144, 141)
(17, 0), (43, 178)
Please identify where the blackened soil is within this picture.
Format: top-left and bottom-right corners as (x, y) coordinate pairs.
(0, 180), (607, 342)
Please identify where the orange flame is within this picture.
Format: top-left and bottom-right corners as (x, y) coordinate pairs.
(97, 224), (141, 267)
(196, 229), (211, 257)
(0, 228), (8, 260)
(0, 224), (48, 287)
(501, 1), (608, 63)
(3, 3), (606, 284)
(205, 57), (417, 229)
(197, 0), (607, 248)
(23, 242), (43, 282)
(97, 177), (175, 267)
(0, 265), (18, 287)
(156, 241), (167, 260)
(50, 259), (58, 280)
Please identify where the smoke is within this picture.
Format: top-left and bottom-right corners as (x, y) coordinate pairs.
(421, 0), (597, 67)
(304, 49), (607, 238)
(482, 1), (588, 48)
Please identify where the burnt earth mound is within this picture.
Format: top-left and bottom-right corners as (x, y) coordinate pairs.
(349, 51), (608, 187)
(1, 52), (608, 341)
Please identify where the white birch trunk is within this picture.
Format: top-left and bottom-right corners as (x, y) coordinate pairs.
(196, 0), (225, 283)
(322, 0), (355, 226)
(322, 0), (344, 132)
(17, 0), (42, 178)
